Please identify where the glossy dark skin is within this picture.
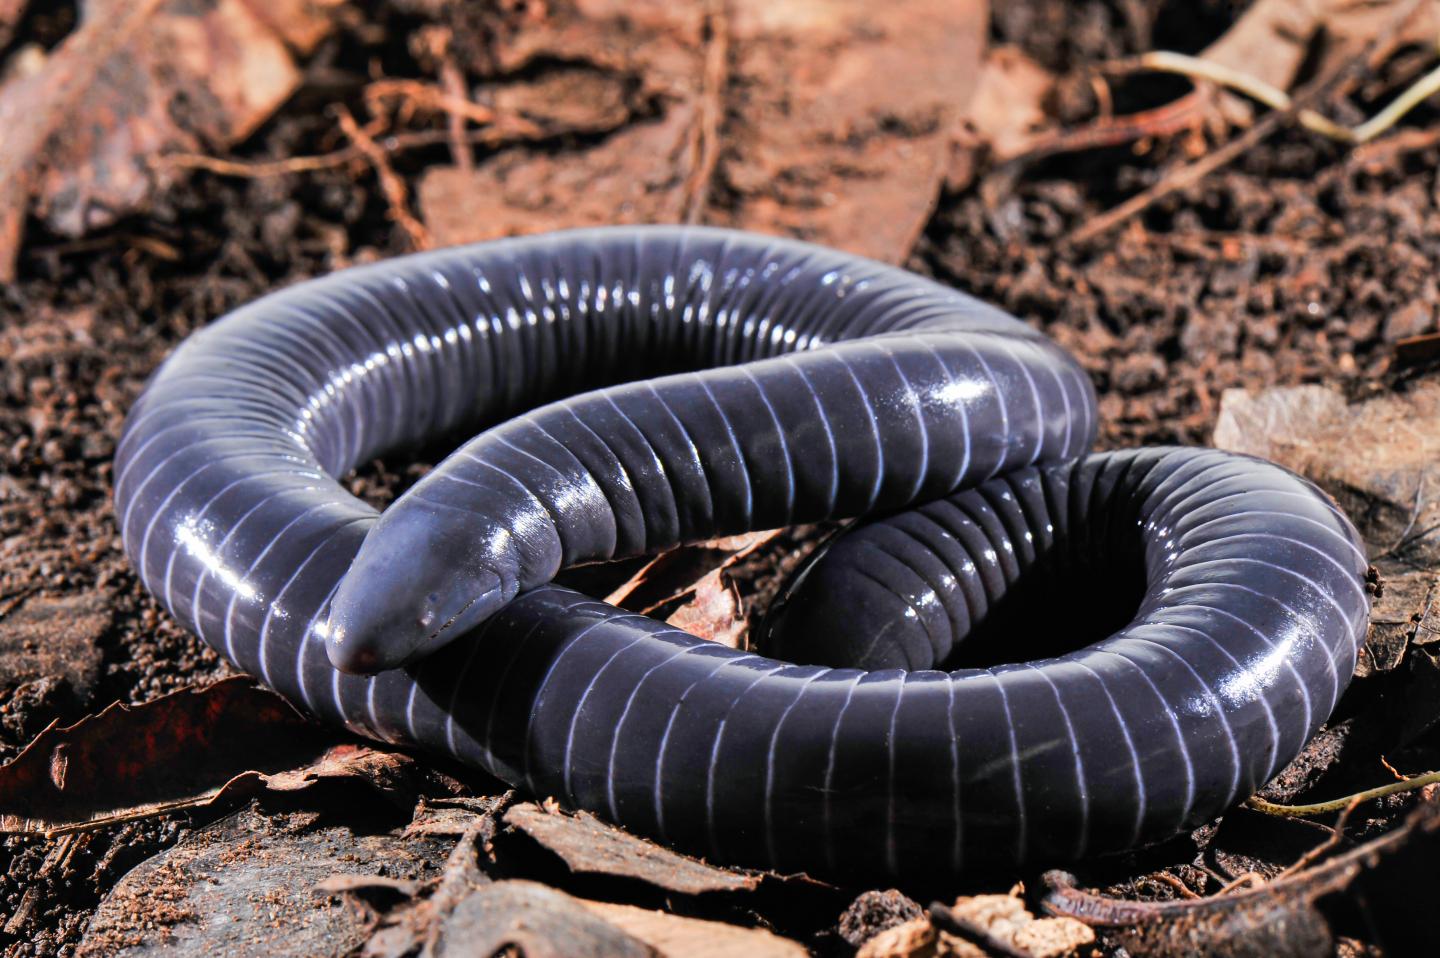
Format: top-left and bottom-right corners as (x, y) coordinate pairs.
(113, 227), (1368, 878)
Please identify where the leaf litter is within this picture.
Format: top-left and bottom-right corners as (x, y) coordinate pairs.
(3, 0), (1440, 954)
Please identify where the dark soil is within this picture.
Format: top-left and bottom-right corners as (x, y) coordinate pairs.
(3, 0), (1440, 955)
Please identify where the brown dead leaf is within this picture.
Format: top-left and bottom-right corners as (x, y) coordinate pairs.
(963, 46), (1057, 163)
(0, 0), (337, 280)
(429, 881), (656, 958)
(714, 0), (987, 262)
(420, 0), (988, 264)
(503, 801), (764, 894)
(602, 529), (780, 650)
(418, 1), (706, 246)
(0, 677), (410, 836)
(664, 566), (746, 648)
(1212, 381), (1440, 559)
(582, 899), (809, 958)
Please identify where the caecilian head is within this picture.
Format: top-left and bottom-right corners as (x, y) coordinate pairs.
(324, 504), (515, 674)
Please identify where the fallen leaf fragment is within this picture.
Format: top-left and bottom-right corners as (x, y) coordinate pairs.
(420, 0), (988, 264)
(1213, 380), (1440, 559)
(79, 803), (446, 958)
(0, 677), (411, 836)
(663, 566), (747, 646)
(503, 801), (763, 894)
(582, 899), (809, 958)
(0, 0), (337, 280)
(0, 0), (26, 50)
(427, 881), (655, 958)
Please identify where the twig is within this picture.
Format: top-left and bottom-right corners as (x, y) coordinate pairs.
(364, 78), (498, 127)
(1005, 89), (1210, 166)
(1065, 98), (1291, 245)
(1112, 49), (1440, 145)
(335, 106), (432, 250)
(156, 150), (363, 178)
(1272, 798), (1364, 881)
(439, 57), (474, 173)
(1149, 871), (1201, 899)
(155, 128), (528, 182)
(1067, 0), (1426, 246)
(683, 0), (730, 224)
(1247, 771), (1440, 817)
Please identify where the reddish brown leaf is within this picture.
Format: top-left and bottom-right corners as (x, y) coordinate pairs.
(0, 677), (410, 836)
(663, 567), (746, 648)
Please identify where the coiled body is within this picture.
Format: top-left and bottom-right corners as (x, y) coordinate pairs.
(113, 227), (1369, 878)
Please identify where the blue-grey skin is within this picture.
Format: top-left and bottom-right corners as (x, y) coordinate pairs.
(112, 226), (1369, 878)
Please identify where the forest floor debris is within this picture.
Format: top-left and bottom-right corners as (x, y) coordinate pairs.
(4, 0), (1440, 954)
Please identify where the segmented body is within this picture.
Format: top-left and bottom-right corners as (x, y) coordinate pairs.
(113, 227), (1368, 878)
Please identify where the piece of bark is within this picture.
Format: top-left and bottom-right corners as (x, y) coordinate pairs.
(502, 801), (763, 894)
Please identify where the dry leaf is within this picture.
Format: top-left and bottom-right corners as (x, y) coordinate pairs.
(0, 677), (410, 836)
(0, 592), (107, 700)
(1213, 380), (1440, 559)
(0, 0), (337, 279)
(503, 801), (764, 894)
(419, 0), (989, 263)
(582, 899), (809, 958)
(428, 881), (656, 958)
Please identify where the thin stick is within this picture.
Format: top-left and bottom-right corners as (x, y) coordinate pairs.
(155, 150), (362, 178)
(1068, 0), (1424, 245)
(1066, 103), (1289, 245)
(439, 57), (475, 173)
(1113, 50), (1440, 145)
(683, 0), (729, 224)
(1246, 770), (1440, 817)
(335, 106), (432, 250)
